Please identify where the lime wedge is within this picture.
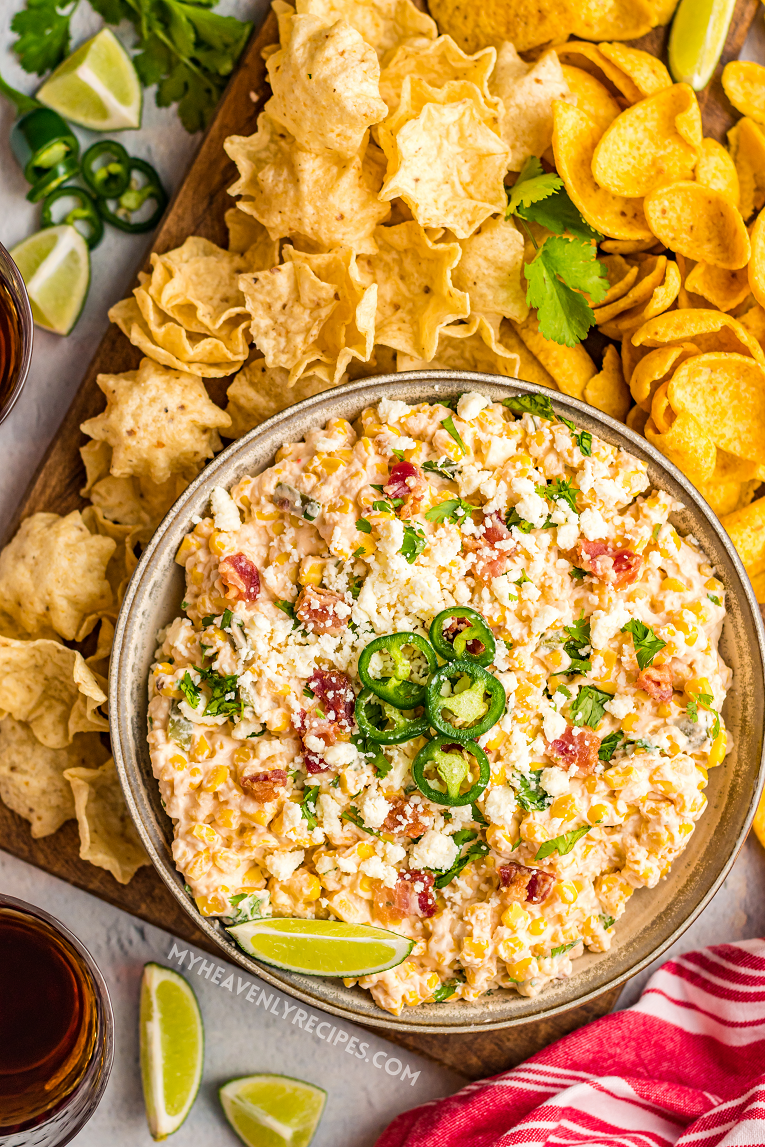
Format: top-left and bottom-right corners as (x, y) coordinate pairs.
(668, 0), (737, 91)
(36, 28), (141, 130)
(220, 1074), (326, 1147)
(139, 963), (204, 1141)
(10, 224), (90, 335)
(227, 918), (414, 976)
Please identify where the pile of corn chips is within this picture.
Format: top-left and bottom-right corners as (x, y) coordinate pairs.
(1, 0), (764, 871)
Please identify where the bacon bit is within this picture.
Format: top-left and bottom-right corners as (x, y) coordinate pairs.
(308, 669), (355, 731)
(303, 751), (328, 775)
(374, 870), (436, 923)
(218, 553), (260, 602)
(384, 460), (427, 519)
(499, 862), (554, 905)
(546, 725), (601, 777)
(636, 663), (673, 702)
(240, 769), (287, 801)
(462, 512), (515, 580)
(576, 540), (642, 588)
(295, 585), (348, 635)
(443, 615), (485, 658)
(381, 798), (431, 838)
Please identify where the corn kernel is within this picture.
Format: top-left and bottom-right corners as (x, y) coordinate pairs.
(528, 917), (548, 936)
(187, 766), (203, 789)
(192, 735), (213, 762)
(169, 754), (187, 771)
(621, 713), (639, 732)
(355, 842), (376, 860)
(501, 902), (530, 929)
(486, 825), (518, 855)
(484, 727), (505, 753)
(678, 821), (694, 837)
(684, 676), (711, 698)
(662, 577), (687, 593)
(298, 557), (324, 586)
(202, 764), (229, 792)
(550, 794), (578, 823)
(461, 938), (489, 961)
(696, 765), (709, 784)
(490, 760), (507, 784)
(175, 534), (201, 565)
(359, 875), (374, 894)
(217, 809), (236, 829)
(556, 881), (578, 904)
(583, 775), (599, 794)
(354, 535), (376, 557)
(301, 874), (322, 900)
(252, 808), (271, 826)
(657, 702), (673, 718)
(186, 849), (212, 879)
(191, 823), (217, 844)
(498, 936), (526, 961)
(241, 864), (266, 888)
(603, 765), (635, 789)
(708, 729), (726, 768)
(507, 957), (536, 982)
(520, 818), (548, 845)
(233, 746), (254, 766)
(266, 710), (290, 733)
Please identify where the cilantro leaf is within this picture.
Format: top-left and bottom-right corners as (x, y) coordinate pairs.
(351, 733), (391, 777)
(11, 0), (75, 75)
(433, 838), (489, 888)
(505, 508), (535, 534)
(431, 977), (463, 1002)
(535, 824), (590, 860)
(356, 518), (372, 533)
(600, 914), (615, 930)
(525, 236), (608, 347)
(425, 498), (474, 525)
(471, 802), (488, 826)
(708, 593), (721, 606)
(502, 394), (555, 421)
(550, 939), (580, 958)
(300, 785), (319, 830)
(561, 614), (592, 674)
(621, 618), (666, 670)
(341, 805), (383, 838)
(275, 599), (296, 620)
(399, 524), (427, 564)
(423, 458), (460, 481)
(506, 156), (563, 215)
(539, 477), (580, 515)
(569, 685), (611, 729)
(521, 187), (602, 241)
(598, 731), (624, 762)
(516, 770), (551, 812)
(201, 614), (216, 626)
(570, 566), (587, 581)
(178, 671), (201, 709)
(687, 691), (721, 740)
(195, 664), (243, 718)
(577, 430), (593, 456)
(440, 415), (467, 455)
(221, 608), (233, 630)
(564, 614), (590, 647)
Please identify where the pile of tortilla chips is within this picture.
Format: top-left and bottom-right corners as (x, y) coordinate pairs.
(2, 0), (765, 874)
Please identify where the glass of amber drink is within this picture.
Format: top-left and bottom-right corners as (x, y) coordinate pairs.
(0, 242), (33, 426)
(0, 896), (113, 1146)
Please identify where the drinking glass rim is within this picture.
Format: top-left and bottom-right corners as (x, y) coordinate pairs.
(0, 241), (34, 428)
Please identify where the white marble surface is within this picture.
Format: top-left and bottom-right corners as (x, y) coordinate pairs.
(2, 4), (765, 1143)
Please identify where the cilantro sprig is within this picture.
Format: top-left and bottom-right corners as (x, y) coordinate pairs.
(561, 614), (592, 675)
(433, 831), (489, 888)
(399, 524), (427, 564)
(300, 785), (319, 831)
(535, 825), (590, 860)
(621, 619), (666, 670)
(440, 415), (467, 455)
(501, 396), (592, 455)
(569, 685), (611, 729)
(506, 157), (608, 347)
(423, 458), (460, 481)
(687, 691), (721, 740)
(598, 731), (624, 762)
(516, 769), (551, 812)
(538, 477), (580, 515)
(425, 498), (474, 526)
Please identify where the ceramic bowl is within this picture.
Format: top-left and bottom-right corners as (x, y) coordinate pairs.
(110, 371), (765, 1033)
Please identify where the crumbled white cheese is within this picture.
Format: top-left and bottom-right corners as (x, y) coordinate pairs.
(457, 391), (490, 421)
(557, 521), (580, 551)
(542, 705), (567, 742)
(590, 602), (631, 649)
(317, 794), (342, 836)
(511, 476), (549, 528)
(323, 742), (358, 768)
(410, 829), (458, 871)
(210, 486), (242, 532)
(360, 855), (397, 887)
(378, 398), (410, 424)
(379, 840), (407, 865)
(278, 801), (304, 834)
(264, 849), (304, 881)
(484, 785), (517, 827)
(579, 507), (608, 540)
(357, 787), (391, 830)
(541, 766), (570, 796)
(605, 692), (635, 719)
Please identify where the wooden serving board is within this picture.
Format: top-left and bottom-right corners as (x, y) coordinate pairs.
(0, 0), (758, 1080)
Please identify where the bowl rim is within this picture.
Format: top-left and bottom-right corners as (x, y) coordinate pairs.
(110, 369), (765, 1033)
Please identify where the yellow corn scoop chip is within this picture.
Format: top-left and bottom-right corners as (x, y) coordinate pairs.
(593, 254), (668, 326)
(63, 759), (148, 885)
(561, 65), (622, 134)
(632, 308), (765, 362)
(626, 404), (649, 434)
(583, 343), (631, 420)
(601, 237), (663, 254)
(360, 221), (469, 360)
(109, 296), (246, 379)
(668, 353), (765, 465)
(379, 97), (509, 238)
(697, 451), (765, 517)
(695, 138), (740, 205)
(427, 0), (575, 54)
(81, 359), (230, 486)
(225, 359), (337, 439)
(569, 0), (657, 43)
(488, 322), (557, 390)
(298, 0), (437, 60)
(721, 495), (765, 577)
(592, 84), (701, 198)
(379, 34), (496, 116)
(225, 115), (390, 254)
(685, 261), (751, 312)
(397, 313), (521, 376)
(644, 182), (750, 270)
(488, 44), (571, 172)
(0, 635), (107, 748)
(645, 405), (717, 485)
(452, 216), (528, 321)
(722, 61), (765, 126)
(510, 313), (597, 400)
(597, 255), (639, 305)
(555, 42), (643, 104)
(266, 13), (386, 157)
(240, 245), (376, 384)
(629, 342), (698, 412)
(0, 718), (109, 839)
(748, 206), (765, 309)
(727, 117), (765, 222)
(598, 42), (672, 99)
(597, 259), (682, 339)
(0, 511), (115, 642)
(553, 101), (652, 241)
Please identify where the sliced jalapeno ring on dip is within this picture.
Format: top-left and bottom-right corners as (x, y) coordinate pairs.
(412, 735), (490, 806)
(426, 659), (506, 743)
(355, 688), (428, 745)
(429, 606), (496, 667)
(357, 632), (437, 710)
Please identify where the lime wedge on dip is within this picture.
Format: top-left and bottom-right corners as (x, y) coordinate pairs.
(227, 918), (414, 976)
(37, 28), (142, 130)
(140, 962), (204, 1141)
(10, 224), (90, 335)
(669, 0), (737, 90)
(220, 1074), (326, 1147)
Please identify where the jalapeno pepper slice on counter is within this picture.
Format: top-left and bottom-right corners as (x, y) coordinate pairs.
(412, 735), (490, 805)
(355, 688), (428, 745)
(426, 659), (506, 743)
(357, 633), (437, 710)
(429, 606), (496, 667)
(41, 185), (104, 249)
(81, 140), (131, 199)
(95, 157), (168, 233)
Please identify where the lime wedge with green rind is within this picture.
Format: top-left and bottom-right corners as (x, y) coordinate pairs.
(37, 28), (141, 130)
(220, 1074), (326, 1147)
(10, 224), (90, 335)
(668, 0), (737, 91)
(139, 962), (204, 1141)
(227, 918), (414, 976)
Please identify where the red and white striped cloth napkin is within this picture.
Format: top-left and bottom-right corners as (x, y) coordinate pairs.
(376, 939), (765, 1147)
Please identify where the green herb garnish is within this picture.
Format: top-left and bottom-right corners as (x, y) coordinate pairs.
(516, 769), (552, 812)
(423, 458), (460, 481)
(425, 498), (474, 525)
(598, 732), (624, 762)
(300, 785), (319, 830)
(569, 685), (611, 729)
(621, 619), (666, 670)
(535, 825), (590, 860)
(441, 415), (467, 455)
(399, 524), (427, 564)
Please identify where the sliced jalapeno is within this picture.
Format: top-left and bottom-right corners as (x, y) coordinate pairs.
(355, 688), (428, 744)
(426, 659), (506, 743)
(25, 155), (80, 203)
(358, 632), (437, 710)
(429, 606), (496, 667)
(96, 157), (168, 233)
(41, 186), (104, 249)
(81, 140), (131, 199)
(412, 735), (490, 806)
